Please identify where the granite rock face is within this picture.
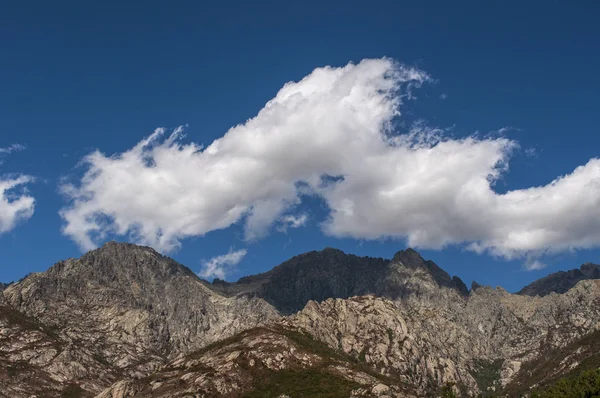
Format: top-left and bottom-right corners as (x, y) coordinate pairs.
(95, 326), (417, 398)
(0, 302), (133, 397)
(287, 279), (600, 396)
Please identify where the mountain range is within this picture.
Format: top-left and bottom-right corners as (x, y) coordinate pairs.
(1, 241), (599, 397)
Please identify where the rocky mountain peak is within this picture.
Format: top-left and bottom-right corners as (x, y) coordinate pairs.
(392, 248), (469, 296)
(208, 246), (472, 313)
(320, 246), (346, 255)
(391, 247), (425, 267)
(42, 241), (198, 292)
(581, 262), (600, 277)
(83, 240), (189, 275)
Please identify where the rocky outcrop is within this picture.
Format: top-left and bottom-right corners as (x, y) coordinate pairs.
(0, 304), (119, 397)
(518, 262), (600, 297)
(95, 326), (417, 398)
(286, 295), (477, 394)
(287, 279), (600, 396)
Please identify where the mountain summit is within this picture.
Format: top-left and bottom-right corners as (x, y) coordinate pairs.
(208, 246), (469, 314)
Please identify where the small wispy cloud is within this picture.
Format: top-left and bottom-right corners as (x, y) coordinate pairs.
(198, 248), (248, 280)
(524, 147), (538, 158)
(0, 176), (35, 234)
(277, 213), (308, 233)
(524, 259), (546, 271)
(439, 93), (448, 100)
(491, 126), (520, 136)
(0, 144), (26, 155)
(0, 144), (34, 233)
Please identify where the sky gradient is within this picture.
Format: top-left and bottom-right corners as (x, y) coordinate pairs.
(1, 1), (599, 292)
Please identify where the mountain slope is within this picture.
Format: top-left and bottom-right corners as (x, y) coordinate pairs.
(286, 282), (600, 396)
(2, 242), (279, 394)
(519, 262), (600, 297)
(2, 242), (600, 397)
(0, 304), (116, 398)
(95, 325), (417, 398)
(97, 282), (600, 397)
(503, 328), (600, 396)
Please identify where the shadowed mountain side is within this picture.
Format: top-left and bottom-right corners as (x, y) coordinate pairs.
(519, 262), (600, 297)
(207, 247), (469, 314)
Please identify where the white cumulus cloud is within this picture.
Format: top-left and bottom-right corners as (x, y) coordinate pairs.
(59, 58), (429, 251)
(198, 248), (247, 280)
(59, 58), (600, 268)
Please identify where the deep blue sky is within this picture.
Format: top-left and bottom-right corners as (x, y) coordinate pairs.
(1, 1), (599, 291)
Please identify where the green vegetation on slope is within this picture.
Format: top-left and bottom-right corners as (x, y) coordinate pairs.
(470, 359), (503, 396)
(503, 329), (600, 396)
(242, 368), (361, 398)
(530, 368), (600, 398)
